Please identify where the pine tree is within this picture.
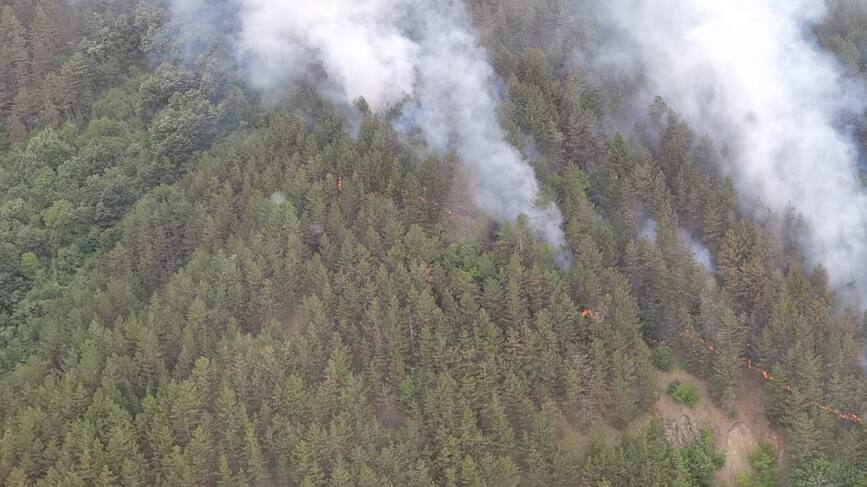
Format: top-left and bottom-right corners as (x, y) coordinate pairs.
(502, 253), (528, 329)
(0, 6), (28, 119)
(133, 327), (166, 397)
(718, 222), (770, 316)
(702, 195), (724, 249)
(60, 52), (95, 119)
(708, 305), (746, 407)
(789, 411), (821, 464)
(28, 3), (58, 82)
(217, 454), (237, 487)
(105, 422), (146, 486)
(187, 426), (216, 486)
(4, 468), (30, 487)
(240, 423), (265, 485)
(329, 457), (354, 487)
(292, 439), (325, 487)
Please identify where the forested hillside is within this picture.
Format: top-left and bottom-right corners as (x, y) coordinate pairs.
(1, 1), (867, 486)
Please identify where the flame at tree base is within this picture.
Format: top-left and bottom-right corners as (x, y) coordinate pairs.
(418, 195), (474, 225)
(679, 328), (863, 425)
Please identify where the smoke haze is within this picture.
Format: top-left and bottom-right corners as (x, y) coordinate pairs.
(170, 0), (567, 251)
(167, 0), (867, 297)
(597, 0), (867, 301)
(639, 218), (715, 271)
(681, 229), (715, 272)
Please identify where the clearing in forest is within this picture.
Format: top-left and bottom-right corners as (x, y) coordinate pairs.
(652, 366), (786, 486)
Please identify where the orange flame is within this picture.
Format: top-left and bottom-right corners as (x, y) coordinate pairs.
(418, 196), (473, 225)
(743, 357), (772, 381)
(581, 307), (594, 319)
(817, 404), (864, 425)
(679, 328), (862, 425)
(337, 176), (344, 192)
(446, 208), (475, 225)
(680, 328), (718, 354)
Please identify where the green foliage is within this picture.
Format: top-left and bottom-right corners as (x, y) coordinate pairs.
(667, 380), (700, 408)
(583, 420), (689, 487)
(790, 457), (864, 487)
(0, 1), (251, 373)
(652, 345), (673, 371)
(680, 430), (725, 487)
(1, 1), (867, 485)
(0, 81), (625, 484)
(708, 304), (746, 407)
(737, 444), (778, 487)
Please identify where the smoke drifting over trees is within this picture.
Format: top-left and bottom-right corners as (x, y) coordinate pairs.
(167, 0), (867, 296)
(7, 1), (867, 485)
(596, 0), (867, 301)
(171, 0), (567, 251)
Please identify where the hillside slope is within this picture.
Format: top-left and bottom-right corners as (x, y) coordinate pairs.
(1, 1), (867, 486)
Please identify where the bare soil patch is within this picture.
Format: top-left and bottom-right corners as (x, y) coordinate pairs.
(653, 366), (786, 486)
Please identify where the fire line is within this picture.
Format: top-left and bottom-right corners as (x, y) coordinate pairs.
(679, 328), (863, 425)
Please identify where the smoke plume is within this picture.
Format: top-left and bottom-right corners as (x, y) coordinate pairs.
(681, 230), (714, 272)
(639, 218), (715, 271)
(170, 0), (567, 251)
(598, 0), (867, 301)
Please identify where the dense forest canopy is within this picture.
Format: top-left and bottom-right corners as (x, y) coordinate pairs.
(1, 0), (867, 486)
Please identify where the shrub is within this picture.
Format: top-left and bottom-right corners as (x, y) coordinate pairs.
(667, 380), (699, 408)
(737, 444), (777, 487)
(681, 430), (725, 487)
(652, 345), (673, 371)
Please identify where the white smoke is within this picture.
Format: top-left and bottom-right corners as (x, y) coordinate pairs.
(599, 0), (867, 302)
(171, 0), (566, 251)
(681, 229), (714, 271)
(234, 0), (417, 108)
(639, 218), (714, 270)
(404, 2), (566, 249)
(639, 218), (657, 241)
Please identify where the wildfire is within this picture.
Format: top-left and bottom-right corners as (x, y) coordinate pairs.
(446, 208), (475, 225)
(580, 306), (595, 319)
(418, 195), (474, 225)
(742, 357), (772, 382)
(679, 327), (863, 425)
(817, 404), (864, 425)
(337, 176), (344, 192)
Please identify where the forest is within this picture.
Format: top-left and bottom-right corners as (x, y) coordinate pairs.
(2, 0), (867, 486)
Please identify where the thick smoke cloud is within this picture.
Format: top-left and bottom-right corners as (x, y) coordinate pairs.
(234, 0), (417, 108)
(171, 0), (566, 251)
(599, 0), (867, 301)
